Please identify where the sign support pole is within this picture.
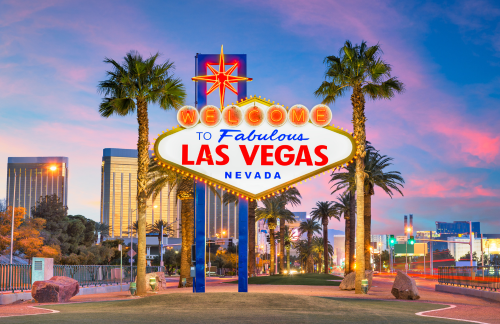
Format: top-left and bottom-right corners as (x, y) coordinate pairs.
(195, 180), (206, 293)
(238, 197), (248, 292)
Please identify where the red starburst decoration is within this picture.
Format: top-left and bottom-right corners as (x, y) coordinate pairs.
(192, 45), (253, 109)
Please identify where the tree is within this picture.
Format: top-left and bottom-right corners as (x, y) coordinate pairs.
(98, 51), (186, 295)
(256, 199), (293, 275)
(312, 237), (333, 273)
(275, 188), (301, 274)
(460, 251), (479, 262)
(333, 193), (354, 275)
(316, 40), (404, 293)
(222, 192), (258, 277)
(150, 219), (173, 260)
(31, 195), (70, 253)
(331, 148), (404, 268)
(373, 250), (390, 272)
(311, 201), (339, 274)
(298, 219), (322, 273)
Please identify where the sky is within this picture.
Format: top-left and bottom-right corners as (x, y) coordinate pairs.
(1, 0), (499, 235)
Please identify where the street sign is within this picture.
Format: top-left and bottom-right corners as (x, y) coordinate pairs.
(128, 249), (136, 257)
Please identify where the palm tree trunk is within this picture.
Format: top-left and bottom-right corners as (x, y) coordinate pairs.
(344, 213), (350, 276)
(323, 219), (329, 274)
(364, 194), (372, 270)
(269, 228), (275, 275)
(248, 200), (257, 277)
(279, 217), (285, 274)
(352, 85), (366, 294)
(136, 99), (149, 296)
(178, 179), (194, 287)
(286, 247), (290, 273)
(349, 191), (356, 274)
(307, 233), (313, 273)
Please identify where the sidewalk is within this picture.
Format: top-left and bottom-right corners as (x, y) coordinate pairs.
(1, 276), (499, 323)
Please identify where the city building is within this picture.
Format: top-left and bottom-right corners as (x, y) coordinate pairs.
(333, 235), (345, 266)
(100, 148), (178, 238)
(206, 188), (239, 242)
(436, 221), (480, 236)
(370, 235), (388, 252)
(6, 157), (69, 217)
(447, 236), (482, 261)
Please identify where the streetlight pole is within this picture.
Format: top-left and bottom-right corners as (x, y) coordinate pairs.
(9, 170), (17, 264)
(160, 224), (164, 268)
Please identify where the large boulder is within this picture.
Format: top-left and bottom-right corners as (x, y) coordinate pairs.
(391, 271), (420, 300)
(135, 272), (167, 292)
(339, 270), (373, 291)
(31, 276), (79, 303)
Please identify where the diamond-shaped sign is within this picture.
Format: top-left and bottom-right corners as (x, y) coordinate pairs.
(154, 99), (356, 200)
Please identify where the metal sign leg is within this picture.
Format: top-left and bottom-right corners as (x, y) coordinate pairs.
(238, 198), (248, 292)
(195, 181), (206, 293)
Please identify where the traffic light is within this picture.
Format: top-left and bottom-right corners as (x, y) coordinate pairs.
(266, 235), (270, 243)
(389, 235), (396, 246)
(409, 236), (415, 245)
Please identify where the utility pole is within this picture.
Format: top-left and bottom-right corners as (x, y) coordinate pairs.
(10, 169), (17, 264)
(430, 231), (433, 276)
(469, 221), (473, 267)
(160, 224), (164, 267)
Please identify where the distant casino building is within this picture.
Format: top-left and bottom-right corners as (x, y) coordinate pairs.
(100, 148), (178, 238)
(206, 188), (239, 242)
(6, 157), (69, 217)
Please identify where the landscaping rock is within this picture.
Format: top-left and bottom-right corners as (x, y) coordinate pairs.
(339, 270), (373, 290)
(31, 276), (79, 303)
(136, 272), (167, 292)
(391, 271), (420, 300)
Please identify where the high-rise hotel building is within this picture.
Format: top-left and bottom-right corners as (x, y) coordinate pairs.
(206, 188), (239, 241)
(100, 148), (179, 238)
(6, 157), (69, 217)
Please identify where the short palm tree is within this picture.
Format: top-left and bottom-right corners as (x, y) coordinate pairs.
(312, 237), (333, 273)
(333, 193), (354, 275)
(298, 219), (321, 273)
(94, 222), (110, 244)
(256, 199), (293, 275)
(275, 188), (301, 274)
(331, 148), (404, 269)
(292, 240), (309, 271)
(222, 192), (258, 277)
(98, 51), (186, 295)
(150, 219), (173, 258)
(315, 40), (404, 293)
(310, 201), (339, 274)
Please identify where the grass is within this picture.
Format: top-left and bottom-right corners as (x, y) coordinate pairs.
(4, 293), (457, 323)
(227, 273), (344, 286)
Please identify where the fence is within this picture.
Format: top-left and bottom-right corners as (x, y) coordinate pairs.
(1, 264), (164, 292)
(0, 264), (32, 292)
(438, 266), (500, 291)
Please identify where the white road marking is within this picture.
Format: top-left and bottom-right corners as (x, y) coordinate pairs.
(415, 304), (490, 324)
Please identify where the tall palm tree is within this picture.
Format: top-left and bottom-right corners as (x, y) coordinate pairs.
(310, 201), (340, 274)
(94, 222), (110, 244)
(98, 51), (186, 295)
(255, 199), (293, 275)
(333, 194), (354, 275)
(222, 192), (258, 277)
(315, 40), (404, 293)
(275, 188), (301, 274)
(293, 240), (309, 270)
(331, 148), (404, 270)
(146, 158), (220, 287)
(298, 219), (321, 273)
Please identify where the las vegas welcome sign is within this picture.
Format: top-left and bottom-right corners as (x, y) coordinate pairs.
(153, 96), (357, 201)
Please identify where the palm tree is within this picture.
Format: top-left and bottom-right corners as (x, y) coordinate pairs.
(98, 51), (186, 295)
(146, 158), (220, 287)
(256, 199), (293, 275)
(222, 192), (258, 277)
(293, 240), (309, 270)
(298, 219), (321, 273)
(331, 148), (404, 269)
(150, 219), (173, 258)
(94, 222), (110, 244)
(275, 188), (301, 274)
(310, 201), (340, 274)
(312, 237), (333, 273)
(333, 194), (354, 275)
(315, 40), (404, 293)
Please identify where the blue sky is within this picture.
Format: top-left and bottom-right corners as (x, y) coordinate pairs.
(0, 0), (499, 235)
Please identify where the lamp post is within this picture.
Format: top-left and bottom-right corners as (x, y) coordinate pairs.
(9, 169), (17, 264)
